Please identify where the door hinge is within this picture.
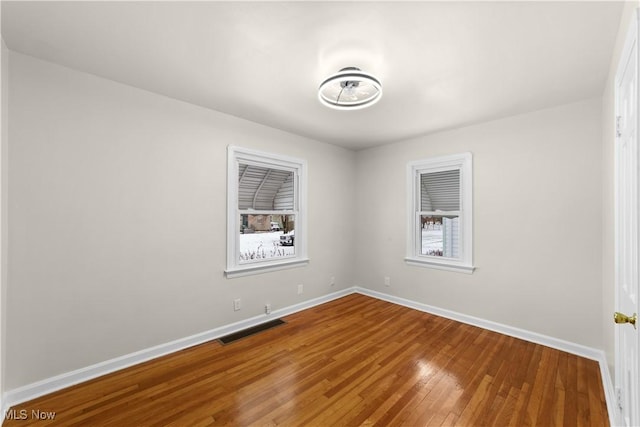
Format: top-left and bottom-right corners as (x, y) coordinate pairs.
(616, 116), (623, 137)
(616, 387), (624, 410)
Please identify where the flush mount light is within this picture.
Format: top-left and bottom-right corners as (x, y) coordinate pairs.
(318, 67), (382, 110)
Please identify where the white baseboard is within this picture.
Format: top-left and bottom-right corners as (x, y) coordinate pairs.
(3, 287), (357, 410)
(4, 286), (616, 426)
(597, 352), (619, 427)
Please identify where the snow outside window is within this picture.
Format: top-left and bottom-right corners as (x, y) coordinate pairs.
(226, 146), (308, 278)
(406, 153), (474, 274)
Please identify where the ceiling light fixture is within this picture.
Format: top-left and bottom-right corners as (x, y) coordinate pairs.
(318, 67), (382, 110)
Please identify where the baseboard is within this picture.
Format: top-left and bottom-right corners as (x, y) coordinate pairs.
(3, 287), (357, 410)
(4, 286), (617, 425)
(596, 352), (619, 427)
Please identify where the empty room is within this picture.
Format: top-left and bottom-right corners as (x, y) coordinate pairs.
(0, 1), (638, 425)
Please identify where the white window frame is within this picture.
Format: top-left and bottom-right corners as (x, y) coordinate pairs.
(405, 152), (474, 274)
(225, 146), (308, 278)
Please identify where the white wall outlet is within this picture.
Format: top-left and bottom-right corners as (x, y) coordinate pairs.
(297, 284), (304, 294)
(330, 276), (336, 286)
(233, 298), (241, 311)
(384, 276), (391, 287)
(265, 303), (271, 314)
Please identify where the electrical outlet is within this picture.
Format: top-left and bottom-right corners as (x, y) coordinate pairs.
(330, 276), (336, 286)
(297, 284), (304, 294)
(384, 276), (391, 287)
(233, 298), (241, 311)
(265, 303), (271, 314)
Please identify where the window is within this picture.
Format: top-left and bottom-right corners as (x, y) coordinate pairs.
(226, 146), (308, 278)
(406, 153), (474, 273)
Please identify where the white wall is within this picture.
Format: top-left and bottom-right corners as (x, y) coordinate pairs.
(601, 1), (639, 384)
(6, 51), (356, 390)
(355, 98), (603, 349)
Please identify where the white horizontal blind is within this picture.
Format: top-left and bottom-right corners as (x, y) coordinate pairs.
(420, 169), (460, 211)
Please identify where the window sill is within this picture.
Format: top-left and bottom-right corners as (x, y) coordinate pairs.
(404, 257), (475, 274)
(225, 258), (309, 279)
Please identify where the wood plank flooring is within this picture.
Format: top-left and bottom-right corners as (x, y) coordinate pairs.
(3, 294), (609, 426)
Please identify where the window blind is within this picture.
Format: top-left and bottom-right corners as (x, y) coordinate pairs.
(420, 169), (460, 211)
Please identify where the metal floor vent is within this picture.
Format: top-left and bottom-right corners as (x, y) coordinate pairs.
(218, 319), (286, 345)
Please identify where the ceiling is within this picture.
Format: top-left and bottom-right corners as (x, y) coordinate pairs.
(1, 1), (624, 150)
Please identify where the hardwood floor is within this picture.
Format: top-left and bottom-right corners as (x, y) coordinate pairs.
(3, 294), (609, 426)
